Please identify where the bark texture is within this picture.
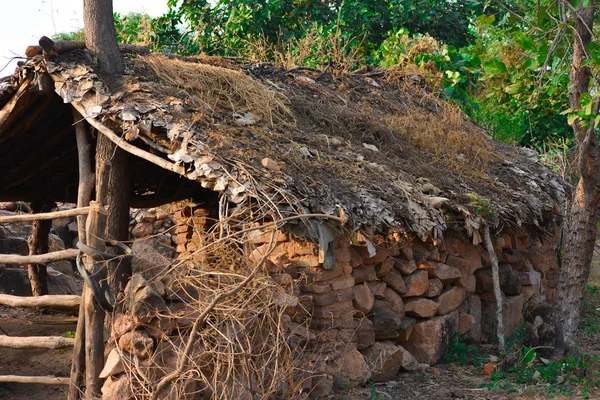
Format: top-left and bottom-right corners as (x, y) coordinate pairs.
(83, 0), (124, 75)
(552, 0), (599, 356)
(26, 202), (55, 296)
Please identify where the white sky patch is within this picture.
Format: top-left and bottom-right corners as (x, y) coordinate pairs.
(1, 0), (168, 75)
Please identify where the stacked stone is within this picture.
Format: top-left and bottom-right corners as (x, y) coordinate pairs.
(129, 208), (174, 243)
(171, 205), (211, 264)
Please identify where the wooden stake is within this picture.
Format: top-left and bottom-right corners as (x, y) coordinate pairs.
(482, 224), (505, 354)
(0, 294), (80, 309)
(69, 109), (94, 400)
(26, 202), (54, 296)
(83, 201), (107, 398)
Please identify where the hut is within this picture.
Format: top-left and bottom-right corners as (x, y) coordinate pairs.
(0, 43), (569, 398)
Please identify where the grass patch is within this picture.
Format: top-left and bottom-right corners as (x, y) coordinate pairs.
(443, 333), (487, 366)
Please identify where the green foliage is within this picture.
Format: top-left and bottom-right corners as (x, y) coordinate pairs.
(53, 29), (85, 41)
(443, 333), (486, 366)
(66, 330), (76, 338)
(580, 284), (600, 336)
(468, 193), (495, 219)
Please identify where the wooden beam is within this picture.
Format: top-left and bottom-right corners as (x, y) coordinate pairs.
(26, 202), (54, 296)
(0, 249), (78, 265)
(0, 335), (75, 349)
(0, 207), (89, 224)
(72, 102), (185, 176)
(0, 294), (80, 309)
(0, 375), (70, 385)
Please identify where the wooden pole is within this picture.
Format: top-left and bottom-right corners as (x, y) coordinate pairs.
(26, 202), (55, 296)
(0, 375), (70, 385)
(83, 201), (107, 398)
(69, 109), (95, 400)
(0, 249), (78, 264)
(0, 335), (75, 349)
(482, 224), (505, 354)
(0, 294), (80, 309)
(0, 207), (90, 224)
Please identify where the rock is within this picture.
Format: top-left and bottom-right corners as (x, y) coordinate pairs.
(99, 348), (125, 378)
(475, 265), (522, 296)
(462, 295), (482, 342)
(366, 281), (386, 298)
(349, 247), (363, 268)
(313, 300), (355, 319)
(47, 269), (83, 295)
(522, 286), (536, 302)
(503, 294), (525, 337)
(424, 278), (443, 297)
(403, 311), (459, 366)
(404, 298), (439, 318)
(331, 347), (371, 387)
(101, 374), (134, 400)
(383, 287), (405, 319)
(354, 318), (376, 349)
(395, 259), (417, 275)
(48, 233), (65, 252)
(124, 275), (167, 323)
(131, 238), (175, 279)
(362, 341), (419, 382)
(352, 265), (377, 283)
(435, 286), (466, 315)
(330, 276), (355, 291)
(353, 284), (375, 315)
(117, 330), (154, 359)
(382, 269), (407, 295)
(419, 261), (461, 284)
(397, 317), (416, 342)
(0, 237), (28, 256)
(131, 222), (153, 238)
(519, 270), (541, 288)
(375, 257), (395, 278)
(458, 312), (476, 335)
(369, 300), (402, 337)
(403, 270), (429, 297)
(310, 374), (333, 399)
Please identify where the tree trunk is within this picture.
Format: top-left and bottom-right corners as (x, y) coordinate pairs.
(552, 0), (599, 357)
(83, 0), (124, 75)
(96, 137), (131, 301)
(26, 202), (55, 296)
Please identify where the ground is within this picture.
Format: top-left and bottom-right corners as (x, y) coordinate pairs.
(0, 306), (77, 400)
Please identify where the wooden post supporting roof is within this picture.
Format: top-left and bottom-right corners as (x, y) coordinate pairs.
(26, 202), (55, 296)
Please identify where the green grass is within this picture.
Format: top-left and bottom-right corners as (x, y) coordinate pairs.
(443, 333), (486, 366)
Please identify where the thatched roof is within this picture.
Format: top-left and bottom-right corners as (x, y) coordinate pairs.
(0, 50), (569, 241)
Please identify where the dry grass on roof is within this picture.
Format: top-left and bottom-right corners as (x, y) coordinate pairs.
(142, 55), (293, 125)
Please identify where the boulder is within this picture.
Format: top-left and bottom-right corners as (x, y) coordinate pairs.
(124, 275), (167, 323)
(368, 300), (402, 337)
(461, 295), (482, 342)
(375, 257), (395, 278)
(404, 298), (439, 318)
(353, 284), (375, 315)
(475, 265), (522, 296)
(132, 221), (153, 238)
(482, 293), (525, 339)
(352, 265), (377, 283)
(403, 311), (459, 365)
(362, 341), (419, 382)
(0, 237), (28, 256)
(458, 312), (476, 336)
(118, 330), (154, 359)
(101, 374), (134, 400)
(519, 270), (541, 288)
(310, 375), (333, 399)
(131, 238), (175, 280)
(100, 348), (125, 378)
(403, 270), (429, 297)
(382, 269), (407, 295)
(435, 286), (466, 316)
(424, 278), (443, 297)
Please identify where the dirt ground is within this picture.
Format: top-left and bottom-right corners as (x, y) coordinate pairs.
(0, 306), (78, 400)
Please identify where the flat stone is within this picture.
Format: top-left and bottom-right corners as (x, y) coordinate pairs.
(419, 261), (462, 283)
(352, 264), (377, 283)
(383, 287), (405, 319)
(435, 286), (466, 315)
(403, 270), (429, 297)
(99, 348), (125, 378)
(404, 297), (439, 318)
(366, 281), (386, 298)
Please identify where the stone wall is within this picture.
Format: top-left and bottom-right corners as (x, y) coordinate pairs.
(104, 202), (560, 398)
